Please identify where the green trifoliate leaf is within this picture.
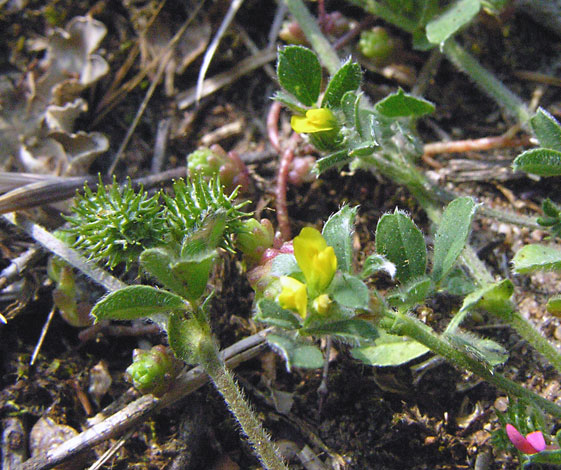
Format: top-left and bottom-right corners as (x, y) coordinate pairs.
(322, 205), (358, 273)
(374, 88), (435, 118)
(302, 319), (378, 342)
(277, 46), (322, 107)
(432, 197), (477, 283)
(329, 273), (370, 310)
(387, 276), (433, 310)
(321, 59), (362, 109)
(360, 253), (396, 279)
(426, 0), (480, 45)
(512, 149), (561, 176)
(92, 285), (188, 322)
(375, 209), (427, 284)
(255, 299), (302, 329)
(512, 244), (561, 273)
(351, 330), (429, 366)
(267, 333), (324, 370)
(530, 108), (561, 151)
(460, 279), (514, 318)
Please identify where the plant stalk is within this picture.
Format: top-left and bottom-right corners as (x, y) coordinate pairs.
(201, 351), (289, 470)
(508, 310), (561, 375)
(283, 0), (340, 75)
(442, 39), (531, 128)
(388, 311), (561, 419)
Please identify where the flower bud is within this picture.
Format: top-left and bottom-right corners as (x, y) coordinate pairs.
(236, 218), (275, 265)
(358, 27), (394, 64)
(125, 345), (181, 397)
(187, 145), (249, 193)
(247, 242), (294, 297)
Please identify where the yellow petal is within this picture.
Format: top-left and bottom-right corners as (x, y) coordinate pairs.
(278, 276), (308, 318)
(294, 227), (337, 295)
(290, 108), (337, 134)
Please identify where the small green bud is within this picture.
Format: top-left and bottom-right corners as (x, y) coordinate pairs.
(187, 145), (249, 193)
(125, 345), (182, 397)
(236, 218), (274, 265)
(358, 27), (394, 63)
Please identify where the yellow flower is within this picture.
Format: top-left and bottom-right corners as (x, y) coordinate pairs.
(291, 108), (337, 134)
(293, 227), (337, 296)
(278, 276), (308, 318)
(313, 294), (332, 315)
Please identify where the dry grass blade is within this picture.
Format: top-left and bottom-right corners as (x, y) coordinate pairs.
(195, 0), (245, 103)
(177, 48), (276, 109)
(107, 2), (206, 174)
(3, 213), (125, 293)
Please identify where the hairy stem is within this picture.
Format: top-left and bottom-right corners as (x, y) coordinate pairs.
(442, 39), (531, 128)
(388, 311), (561, 419)
(201, 349), (288, 470)
(509, 310), (561, 375)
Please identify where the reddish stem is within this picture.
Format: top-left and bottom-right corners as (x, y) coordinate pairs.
(423, 134), (532, 156)
(276, 133), (300, 242)
(267, 102), (283, 154)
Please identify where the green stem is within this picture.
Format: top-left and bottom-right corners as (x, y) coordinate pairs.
(345, 0), (418, 33)
(508, 310), (561, 375)
(283, 0), (340, 75)
(202, 353), (288, 470)
(442, 38), (531, 128)
(193, 330), (288, 470)
(388, 311), (561, 419)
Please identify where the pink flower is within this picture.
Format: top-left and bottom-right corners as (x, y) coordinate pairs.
(505, 424), (546, 455)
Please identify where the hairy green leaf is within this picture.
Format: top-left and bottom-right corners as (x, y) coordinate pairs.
(513, 244), (561, 273)
(512, 148), (561, 176)
(387, 276), (433, 310)
(360, 253), (396, 279)
(303, 319), (378, 341)
(277, 46), (321, 107)
(374, 88), (435, 118)
(92, 285), (187, 321)
(426, 0), (480, 45)
(460, 279), (514, 318)
(530, 108), (561, 151)
(329, 273), (370, 309)
(255, 299), (302, 329)
(322, 205), (358, 273)
(352, 330), (429, 366)
(375, 209), (427, 283)
(432, 197), (477, 283)
(322, 59), (362, 109)
(267, 333), (324, 369)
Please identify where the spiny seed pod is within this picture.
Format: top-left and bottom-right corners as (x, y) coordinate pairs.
(236, 218), (275, 265)
(125, 345), (182, 397)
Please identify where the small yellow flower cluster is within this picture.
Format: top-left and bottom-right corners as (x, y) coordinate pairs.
(277, 227), (337, 318)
